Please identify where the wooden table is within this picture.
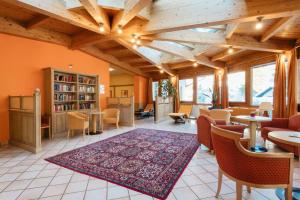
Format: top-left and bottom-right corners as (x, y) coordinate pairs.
(269, 131), (300, 166)
(89, 111), (104, 134)
(233, 115), (271, 147)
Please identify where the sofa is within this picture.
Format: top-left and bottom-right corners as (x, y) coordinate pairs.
(197, 115), (246, 151)
(261, 114), (300, 156)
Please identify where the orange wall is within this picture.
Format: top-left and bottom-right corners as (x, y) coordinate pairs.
(134, 75), (148, 108)
(0, 33), (110, 143)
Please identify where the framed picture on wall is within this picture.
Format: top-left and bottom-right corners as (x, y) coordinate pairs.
(121, 90), (128, 97)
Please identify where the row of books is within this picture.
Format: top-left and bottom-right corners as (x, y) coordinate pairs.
(54, 94), (76, 101)
(78, 76), (96, 85)
(54, 84), (76, 92)
(79, 94), (95, 101)
(79, 103), (95, 110)
(54, 74), (76, 82)
(79, 85), (95, 93)
(54, 103), (76, 112)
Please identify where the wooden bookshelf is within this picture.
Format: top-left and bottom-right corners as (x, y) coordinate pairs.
(44, 68), (99, 138)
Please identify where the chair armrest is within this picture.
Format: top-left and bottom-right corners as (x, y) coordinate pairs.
(215, 120), (227, 125)
(216, 125), (246, 134)
(261, 118), (289, 129)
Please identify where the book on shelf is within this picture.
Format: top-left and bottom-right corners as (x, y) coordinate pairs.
(54, 93), (76, 101)
(79, 85), (95, 93)
(79, 102), (95, 110)
(78, 76), (96, 85)
(54, 103), (76, 112)
(54, 84), (76, 92)
(54, 73), (76, 82)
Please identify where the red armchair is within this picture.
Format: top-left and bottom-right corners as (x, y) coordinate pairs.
(261, 114), (300, 156)
(211, 125), (293, 200)
(197, 115), (246, 151)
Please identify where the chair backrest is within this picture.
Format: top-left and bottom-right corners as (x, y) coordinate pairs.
(230, 107), (257, 116)
(211, 125), (293, 185)
(144, 104), (153, 112)
(209, 109), (231, 124)
(197, 115), (216, 148)
(288, 114), (300, 131)
(178, 104), (193, 117)
(103, 108), (120, 118)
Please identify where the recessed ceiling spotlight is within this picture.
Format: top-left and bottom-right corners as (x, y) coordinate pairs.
(134, 34), (139, 39)
(193, 62), (198, 67)
(99, 23), (105, 32)
(117, 25), (123, 34)
(133, 44), (138, 49)
(157, 65), (162, 69)
(130, 38), (136, 43)
(136, 39), (141, 45)
(227, 46), (234, 54)
(109, 68), (114, 72)
(160, 69), (164, 74)
(68, 64), (73, 69)
(255, 17), (263, 30)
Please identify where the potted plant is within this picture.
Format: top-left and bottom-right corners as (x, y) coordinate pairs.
(158, 80), (176, 99)
(203, 88), (220, 109)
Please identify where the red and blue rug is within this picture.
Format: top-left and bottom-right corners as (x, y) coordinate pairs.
(45, 128), (199, 199)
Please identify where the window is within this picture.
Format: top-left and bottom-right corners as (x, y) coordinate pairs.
(179, 79), (193, 102)
(152, 81), (158, 100)
(197, 75), (214, 104)
(251, 63), (275, 105)
(228, 71), (246, 102)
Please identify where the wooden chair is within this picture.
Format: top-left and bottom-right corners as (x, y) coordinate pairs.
(67, 112), (89, 139)
(211, 125), (294, 200)
(41, 114), (51, 139)
(102, 108), (120, 129)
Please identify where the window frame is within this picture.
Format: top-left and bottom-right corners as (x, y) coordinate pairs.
(196, 74), (214, 105)
(228, 70), (246, 103)
(250, 62), (276, 106)
(179, 78), (194, 102)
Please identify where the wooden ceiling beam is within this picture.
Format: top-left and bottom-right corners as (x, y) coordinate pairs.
(140, 0), (300, 34)
(225, 23), (239, 39)
(112, 0), (152, 32)
(142, 30), (294, 53)
(71, 31), (112, 49)
(211, 49), (245, 62)
(25, 15), (49, 30)
(115, 38), (175, 76)
(78, 0), (110, 32)
(82, 46), (147, 76)
(142, 40), (224, 69)
(260, 17), (295, 42)
(4, 0), (103, 34)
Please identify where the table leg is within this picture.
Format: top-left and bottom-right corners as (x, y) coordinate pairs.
(249, 121), (257, 147)
(92, 114), (97, 133)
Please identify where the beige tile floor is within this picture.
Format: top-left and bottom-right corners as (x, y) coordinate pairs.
(0, 117), (299, 200)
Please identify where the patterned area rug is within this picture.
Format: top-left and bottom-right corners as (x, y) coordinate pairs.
(45, 128), (199, 199)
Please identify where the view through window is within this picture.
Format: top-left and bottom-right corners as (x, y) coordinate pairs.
(251, 63), (275, 105)
(228, 71), (246, 102)
(179, 79), (193, 101)
(197, 75), (214, 104)
(152, 81), (158, 100)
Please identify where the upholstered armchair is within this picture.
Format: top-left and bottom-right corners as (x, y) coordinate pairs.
(209, 109), (231, 124)
(261, 114), (300, 156)
(102, 108), (120, 129)
(67, 112), (89, 139)
(197, 115), (246, 151)
(211, 125), (294, 200)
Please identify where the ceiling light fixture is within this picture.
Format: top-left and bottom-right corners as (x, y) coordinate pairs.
(130, 38), (136, 43)
(117, 25), (123, 34)
(160, 69), (164, 74)
(255, 17), (264, 30)
(68, 64), (73, 69)
(227, 46), (234, 54)
(157, 65), (162, 69)
(109, 68), (114, 72)
(136, 39), (141, 45)
(99, 23), (105, 32)
(193, 62), (199, 67)
(133, 44), (138, 49)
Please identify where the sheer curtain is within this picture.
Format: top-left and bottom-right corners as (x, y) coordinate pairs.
(287, 49), (298, 117)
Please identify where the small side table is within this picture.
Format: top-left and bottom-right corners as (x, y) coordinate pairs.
(89, 111), (104, 135)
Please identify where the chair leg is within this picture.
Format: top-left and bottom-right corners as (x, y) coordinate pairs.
(236, 182), (242, 200)
(82, 129), (85, 140)
(67, 129), (70, 139)
(285, 185), (292, 200)
(216, 169), (223, 197)
(116, 122), (119, 129)
(49, 127), (52, 140)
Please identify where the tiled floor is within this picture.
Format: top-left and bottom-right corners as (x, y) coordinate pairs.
(0, 118), (299, 200)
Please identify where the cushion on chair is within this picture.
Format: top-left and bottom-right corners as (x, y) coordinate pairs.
(288, 114), (300, 131)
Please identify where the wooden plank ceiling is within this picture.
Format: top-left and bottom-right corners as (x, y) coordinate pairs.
(0, 0), (299, 77)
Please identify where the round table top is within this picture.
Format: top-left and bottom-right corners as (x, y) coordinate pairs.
(233, 115), (272, 122)
(269, 131), (300, 146)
